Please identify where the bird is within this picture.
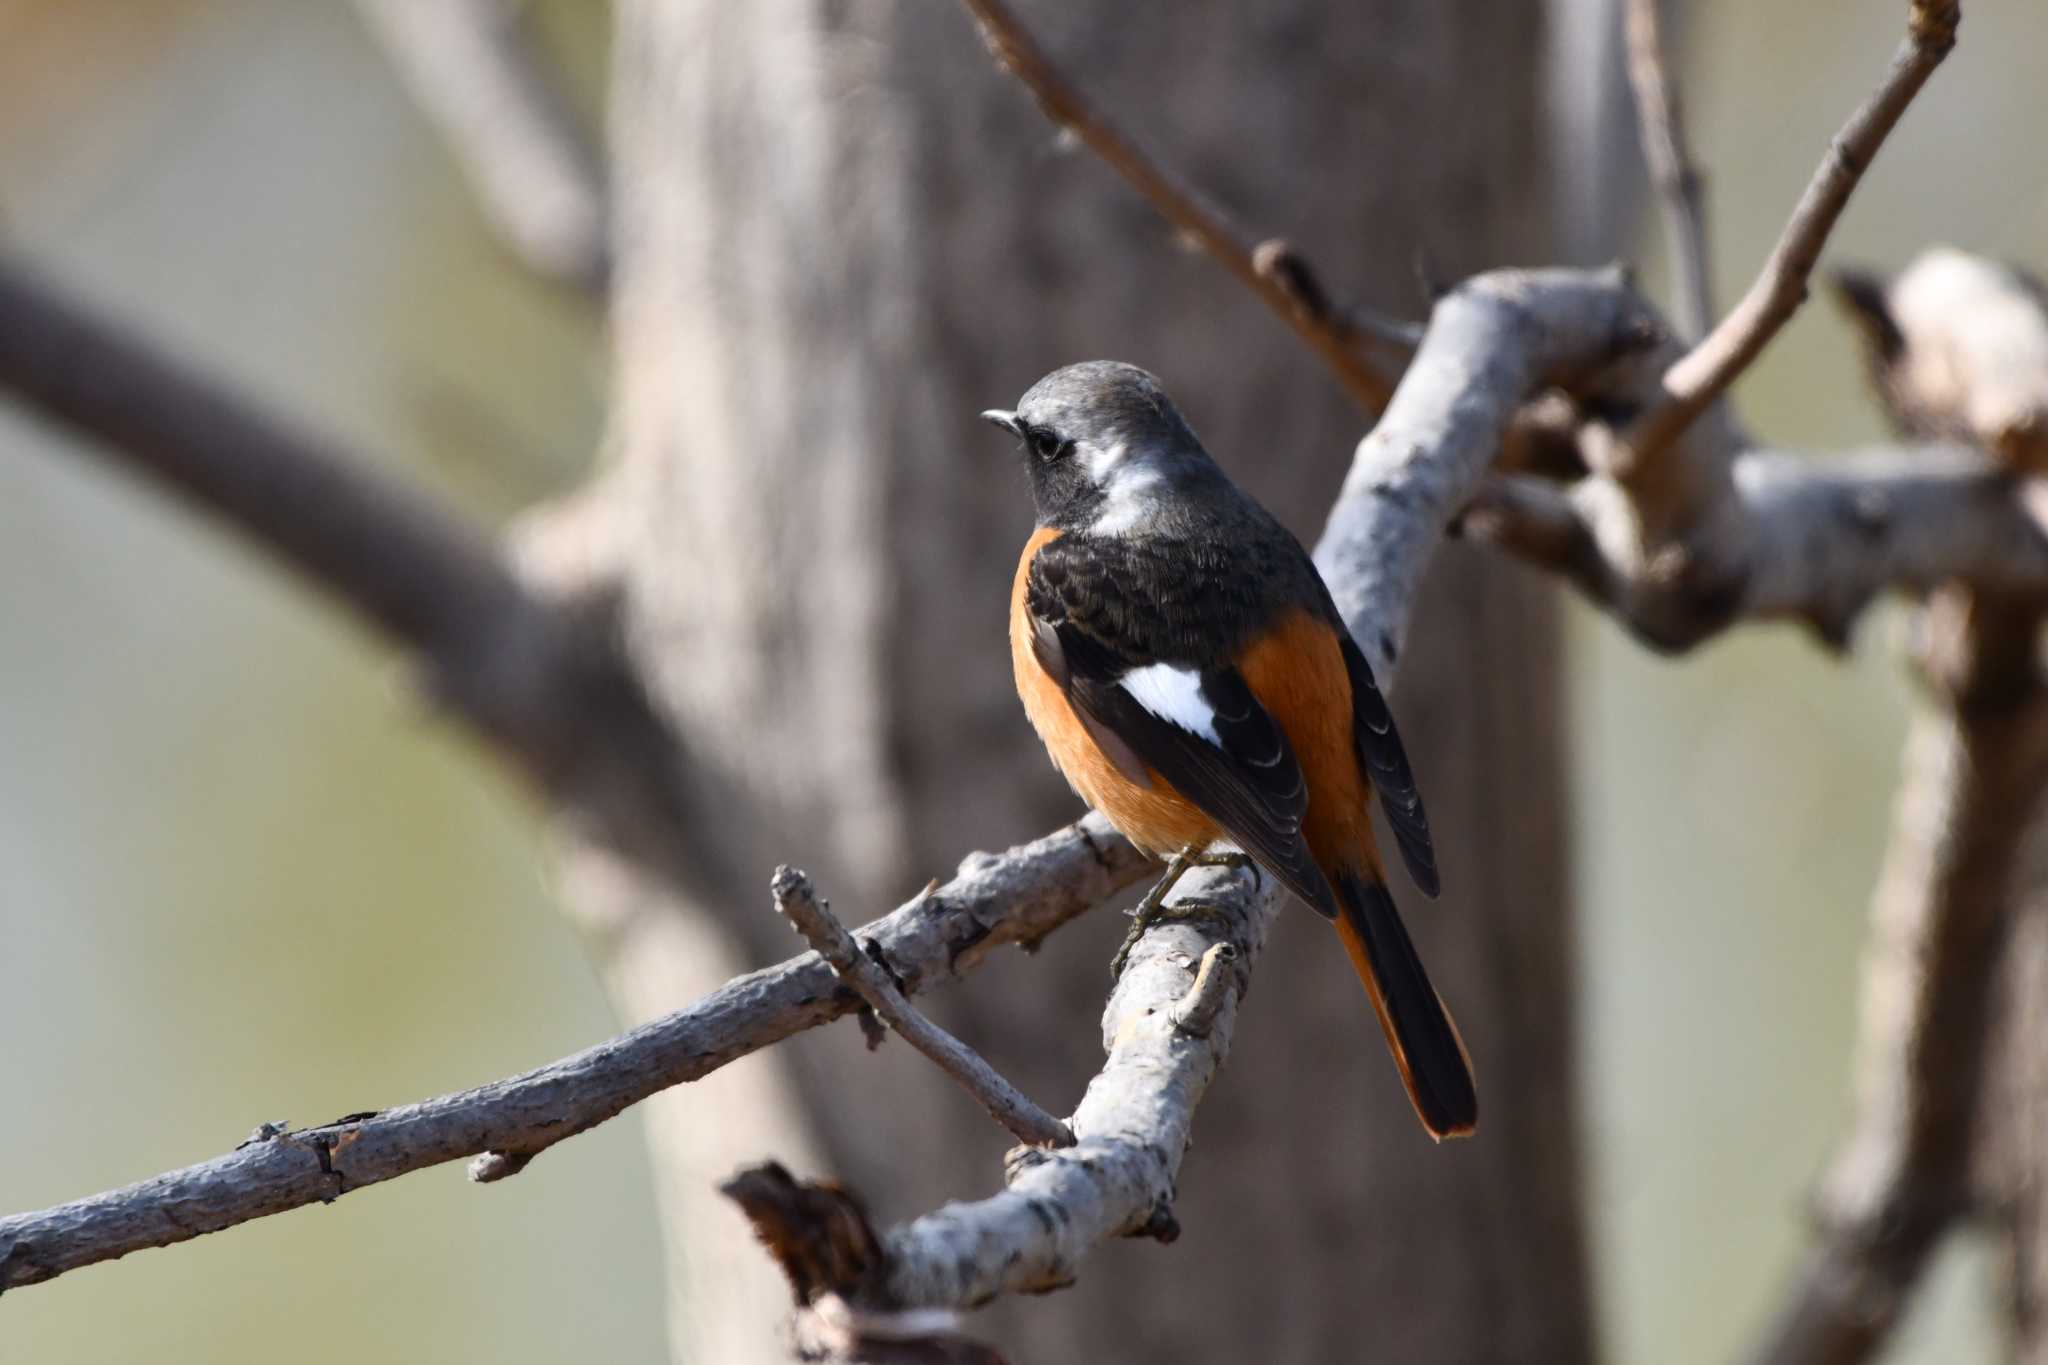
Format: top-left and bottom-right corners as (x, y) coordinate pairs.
(982, 360), (1476, 1140)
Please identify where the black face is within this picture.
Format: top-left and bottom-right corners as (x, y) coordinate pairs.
(982, 408), (1102, 529)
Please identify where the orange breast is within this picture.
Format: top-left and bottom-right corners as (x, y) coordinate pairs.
(1236, 607), (1383, 880)
(1011, 527), (1217, 856)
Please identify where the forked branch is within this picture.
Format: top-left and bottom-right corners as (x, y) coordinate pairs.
(1627, 0), (1962, 460)
(0, 818), (1150, 1290)
(771, 866), (1076, 1151)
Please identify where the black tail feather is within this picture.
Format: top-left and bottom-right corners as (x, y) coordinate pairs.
(1333, 872), (1477, 1139)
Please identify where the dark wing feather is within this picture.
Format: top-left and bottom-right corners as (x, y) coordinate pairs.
(1340, 636), (1439, 898)
(1053, 621), (1339, 919)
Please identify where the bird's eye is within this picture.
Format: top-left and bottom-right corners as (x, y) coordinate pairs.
(1028, 426), (1067, 461)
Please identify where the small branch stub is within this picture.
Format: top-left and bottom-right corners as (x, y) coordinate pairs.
(1166, 943), (1239, 1038)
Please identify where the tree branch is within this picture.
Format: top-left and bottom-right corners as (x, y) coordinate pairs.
(0, 816), (1152, 1291)
(1463, 442), (2048, 652)
(771, 866), (1076, 1152)
(0, 257), (716, 905)
(1741, 238), (2048, 1365)
(953, 0), (1405, 413)
(1622, 0), (1713, 339)
(1744, 589), (2048, 1365)
(353, 0), (609, 294)
(1627, 0), (1961, 461)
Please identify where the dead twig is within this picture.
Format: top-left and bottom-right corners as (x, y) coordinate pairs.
(954, 0), (1404, 412)
(1627, 0), (1961, 461)
(1622, 0), (1713, 339)
(771, 866), (1076, 1151)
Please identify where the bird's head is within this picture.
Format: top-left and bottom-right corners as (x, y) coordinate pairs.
(981, 360), (1214, 534)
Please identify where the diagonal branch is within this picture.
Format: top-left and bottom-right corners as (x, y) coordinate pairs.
(1626, 0), (1961, 461)
(0, 816), (1151, 1291)
(1622, 0), (1714, 339)
(353, 0), (610, 294)
(0, 258), (711, 902)
(953, 0), (1405, 413)
(772, 866), (1076, 1151)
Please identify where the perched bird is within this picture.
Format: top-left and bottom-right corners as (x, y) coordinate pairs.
(983, 361), (1475, 1140)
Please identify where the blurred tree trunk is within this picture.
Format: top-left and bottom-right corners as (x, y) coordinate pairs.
(546, 2), (1616, 1360)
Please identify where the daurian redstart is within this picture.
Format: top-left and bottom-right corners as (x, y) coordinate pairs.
(983, 361), (1476, 1140)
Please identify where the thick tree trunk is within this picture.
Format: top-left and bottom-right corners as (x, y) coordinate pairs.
(570, 2), (1602, 1359)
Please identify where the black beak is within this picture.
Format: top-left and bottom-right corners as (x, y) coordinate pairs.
(980, 408), (1023, 438)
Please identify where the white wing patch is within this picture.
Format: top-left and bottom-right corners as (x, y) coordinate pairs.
(1118, 663), (1221, 745)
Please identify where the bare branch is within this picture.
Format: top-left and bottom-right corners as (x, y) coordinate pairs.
(354, 0), (609, 294)
(1744, 590), (2048, 1365)
(771, 866), (1076, 1151)
(1622, 0), (1713, 339)
(1466, 442), (2048, 652)
(1743, 236), (2048, 1365)
(1314, 268), (1665, 673)
(1464, 249), (2048, 655)
(954, 0), (1404, 412)
(1628, 0), (1961, 459)
(0, 816), (1151, 1291)
(741, 856), (1278, 1312)
(0, 257), (707, 898)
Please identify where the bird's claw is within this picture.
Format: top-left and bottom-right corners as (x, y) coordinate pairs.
(1109, 901), (1236, 980)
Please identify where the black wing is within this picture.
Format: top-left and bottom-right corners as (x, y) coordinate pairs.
(1028, 544), (1339, 918)
(1341, 636), (1439, 898)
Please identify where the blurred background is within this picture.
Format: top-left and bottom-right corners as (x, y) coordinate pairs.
(1, 1), (2041, 1362)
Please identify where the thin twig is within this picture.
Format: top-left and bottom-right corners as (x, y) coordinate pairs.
(0, 817), (1150, 1291)
(771, 866), (1076, 1150)
(354, 0), (609, 294)
(1622, 0), (1713, 339)
(1627, 0), (1961, 460)
(766, 856), (1278, 1310)
(954, 0), (1403, 413)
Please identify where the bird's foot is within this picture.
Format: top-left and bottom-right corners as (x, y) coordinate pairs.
(1185, 850), (1256, 878)
(1109, 900), (1237, 980)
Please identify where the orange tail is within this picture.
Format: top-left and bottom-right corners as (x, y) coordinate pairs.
(1330, 869), (1477, 1140)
